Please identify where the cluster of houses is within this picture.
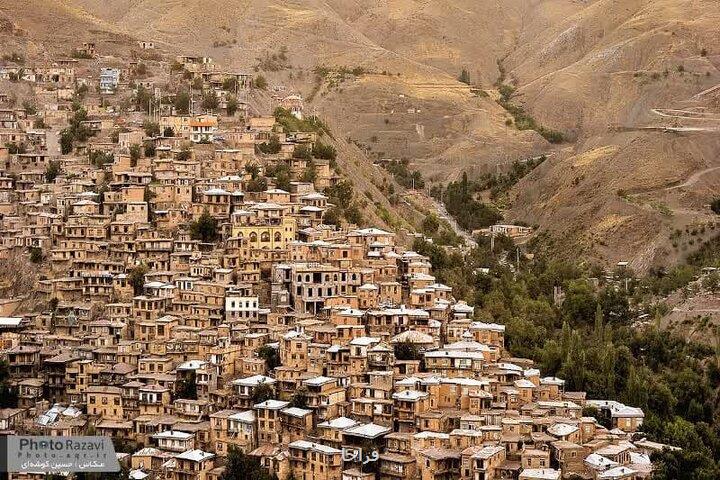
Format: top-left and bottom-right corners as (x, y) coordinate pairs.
(0, 42), (672, 480)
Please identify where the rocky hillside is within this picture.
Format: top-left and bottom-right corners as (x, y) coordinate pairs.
(4, 0), (720, 269)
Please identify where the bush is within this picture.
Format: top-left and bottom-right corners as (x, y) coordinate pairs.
(128, 264), (148, 295)
(201, 90), (219, 111)
(312, 141), (336, 160)
(254, 74), (268, 90)
(293, 144), (312, 160)
(257, 135), (281, 154)
(458, 68), (471, 85)
(394, 340), (422, 360)
(5, 142), (27, 154)
(176, 147), (192, 161)
(222, 77), (238, 91)
(226, 95), (238, 116)
(422, 214), (440, 235)
(190, 210), (219, 243)
(129, 144), (142, 167)
(710, 198), (720, 215)
(174, 91), (191, 114)
(45, 161), (61, 183)
(28, 246), (43, 264)
(384, 159), (424, 189)
(22, 100), (37, 115)
(143, 120), (160, 137)
(442, 172), (503, 230)
(144, 141), (156, 158)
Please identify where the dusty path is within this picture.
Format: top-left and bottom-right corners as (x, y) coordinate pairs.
(650, 108), (720, 121)
(431, 198), (477, 248)
(665, 165), (720, 191)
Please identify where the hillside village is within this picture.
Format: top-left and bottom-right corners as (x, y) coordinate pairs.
(0, 40), (678, 480)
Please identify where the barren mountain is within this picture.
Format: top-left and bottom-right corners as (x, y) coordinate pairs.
(4, 0), (720, 269)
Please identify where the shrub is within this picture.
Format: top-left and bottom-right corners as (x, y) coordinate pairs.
(710, 198), (720, 215)
(45, 161), (61, 183)
(254, 74), (268, 90)
(189, 210), (219, 243)
(257, 135), (281, 154)
(458, 68), (471, 85)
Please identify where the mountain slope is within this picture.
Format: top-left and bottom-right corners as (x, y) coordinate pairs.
(4, 0), (720, 269)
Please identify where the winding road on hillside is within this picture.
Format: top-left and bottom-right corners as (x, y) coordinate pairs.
(665, 165), (720, 191)
(432, 199), (477, 248)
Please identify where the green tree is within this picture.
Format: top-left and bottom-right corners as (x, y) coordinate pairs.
(325, 181), (354, 210)
(257, 135), (281, 154)
(45, 160), (61, 183)
(22, 100), (37, 115)
(394, 341), (422, 360)
(222, 446), (277, 480)
(311, 141), (336, 160)
(271, 163), (291, 191)
(144, 141), (156, 158)
(163, 126), (175, 137)
(5, 142), (27, 154)
(300, 160), (316, 183)
(293, 145), (312, 160)
(176, 371), (198, 400)
(201, 89), (219, 111)
(176, 146), (192, 161)
(174, 91), (191, 114)
(226, 95), (239, 116)
(652, 446), (720, 480)
(421, 214), (440, 236)
(254, 74), (268, 90)
(246, 176), (268, 192)
(28, 246), (43, 263)
(289, 387), (309, 408)
(711, 198), (720, 215)
(129, 144), (142, 167)
(251, 382), (275, 404)
(60, 129), (74, 154)
(190, 210), (219, 243)
(344, 204), (363, 225)
(128, 264), (149, 296)
(257, 345), (281, 370)
(135, 85), (153, 111)
(143, 120), (160, 137)
(222, 77), (238, 91)
(0, 360), (18, 407)
(322, 206), (342, 226)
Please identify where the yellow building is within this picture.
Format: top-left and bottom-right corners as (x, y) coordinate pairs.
(231, 216), (295, 250)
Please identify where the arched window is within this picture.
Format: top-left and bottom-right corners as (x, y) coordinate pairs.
(249, 232), (257, 242)
(274, 232), (282, 242)
(261, 232), (270, 242)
